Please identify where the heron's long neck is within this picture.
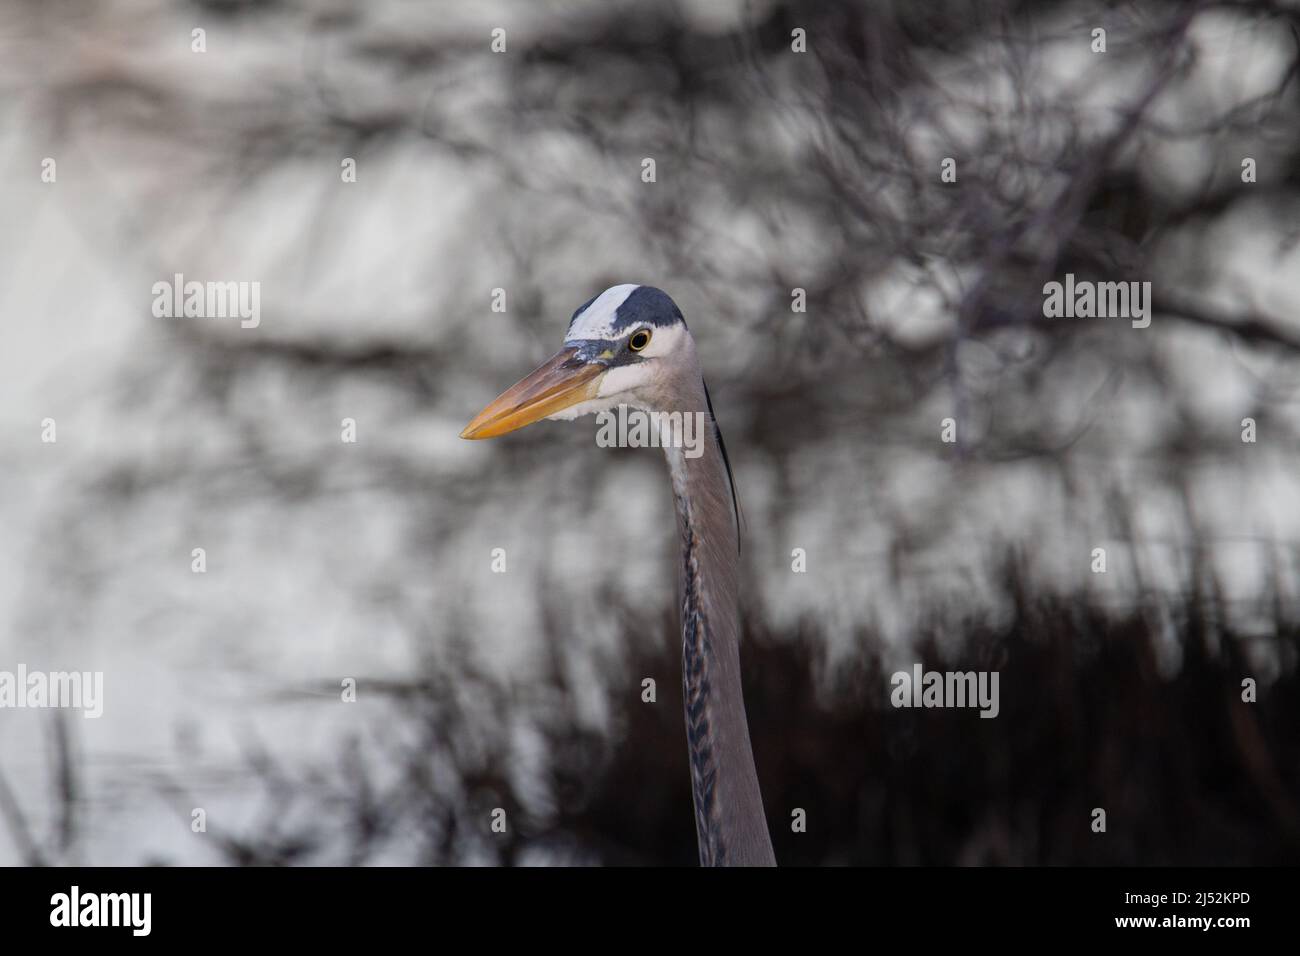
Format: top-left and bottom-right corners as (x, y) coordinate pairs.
(662, 412), (775, 867)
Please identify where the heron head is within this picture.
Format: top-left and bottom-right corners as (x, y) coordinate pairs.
(460, 284), (693, 439)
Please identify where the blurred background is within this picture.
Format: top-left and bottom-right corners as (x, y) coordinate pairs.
(1, 0), (1299, 866)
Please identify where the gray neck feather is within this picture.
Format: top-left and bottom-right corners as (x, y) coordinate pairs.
(659, 386), (775, 867)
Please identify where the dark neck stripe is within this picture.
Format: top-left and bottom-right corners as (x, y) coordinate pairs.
(677, 491), (725, 866)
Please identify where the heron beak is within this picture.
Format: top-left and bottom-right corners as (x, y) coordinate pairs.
(460, 347), (605, 439)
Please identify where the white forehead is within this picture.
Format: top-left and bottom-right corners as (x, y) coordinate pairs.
(565, 284), (641, 341)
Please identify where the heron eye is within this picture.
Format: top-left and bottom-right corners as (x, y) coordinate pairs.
(629, 329), (652, 352)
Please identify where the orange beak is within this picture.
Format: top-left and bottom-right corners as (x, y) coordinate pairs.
(460, 347), (606, 440)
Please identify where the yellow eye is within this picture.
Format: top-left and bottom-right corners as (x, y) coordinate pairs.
(629, 329), (652, 352)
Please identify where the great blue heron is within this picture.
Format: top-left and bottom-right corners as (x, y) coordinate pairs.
(461, 284), (776, 866)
